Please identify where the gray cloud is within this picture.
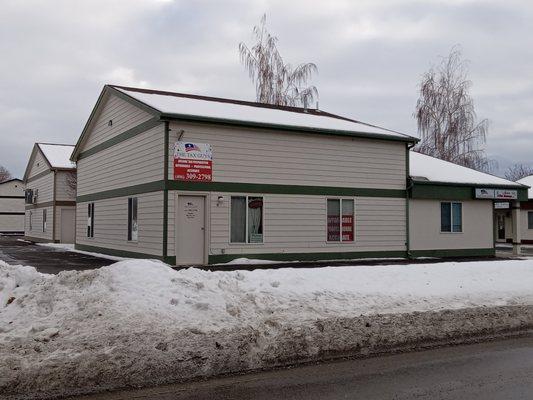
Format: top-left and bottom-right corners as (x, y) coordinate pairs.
(1, 0), (532, 177)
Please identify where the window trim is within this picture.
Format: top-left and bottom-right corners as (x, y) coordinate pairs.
(127, 197), (138, 242)
(326, 197), (356, 243)
(229, 195), (265, 245)
(42, 209), (47, 232)
(87, 202), (95, 238)
(440, 201), (463, 234)
(528, 211), (533, 230)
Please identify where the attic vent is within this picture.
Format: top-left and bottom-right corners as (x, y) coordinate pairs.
(108, 120), (113, 127)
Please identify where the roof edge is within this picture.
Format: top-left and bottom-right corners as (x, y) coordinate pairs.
(161, 112), (418, 143)
(410, 178), (528, 189)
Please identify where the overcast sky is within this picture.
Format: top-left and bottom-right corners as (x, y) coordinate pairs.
(1, 0), (532, 178)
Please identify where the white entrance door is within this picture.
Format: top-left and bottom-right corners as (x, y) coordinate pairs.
(60, 208), (75, 243)
(176, 195), (206, 265)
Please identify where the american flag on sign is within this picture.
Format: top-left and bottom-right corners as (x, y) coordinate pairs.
(185, 143), (201, 152)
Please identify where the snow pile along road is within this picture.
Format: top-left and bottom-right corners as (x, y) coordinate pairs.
(2, 259), (533, 398)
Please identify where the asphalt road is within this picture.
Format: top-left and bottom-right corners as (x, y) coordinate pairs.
(0, 235), (110, 273)
(77, 335), (533, 400)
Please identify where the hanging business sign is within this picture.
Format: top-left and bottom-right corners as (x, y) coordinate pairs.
(475, 188), (495, 199)
(495, 189), (518, 200)
(475, 188), (517, 200)
(494, 202), (510, 209)
(173, 142), (213, 181)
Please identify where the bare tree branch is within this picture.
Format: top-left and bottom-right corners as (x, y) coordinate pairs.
(65, 171), (77, 198)
(239, 14), (318, 107)
(0, 165), (12, 183)
(504, 163), (533, 182)
(414, 47), (493, 172)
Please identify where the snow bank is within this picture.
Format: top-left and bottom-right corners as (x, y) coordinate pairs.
(2, 258), (533, 398)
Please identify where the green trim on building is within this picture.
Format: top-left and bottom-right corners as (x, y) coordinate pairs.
(0, 212), (24, 215)
(76, 181), (165, 203)
(26, 170), (51, 183)
(76, 180), (407, 203)
(25, 200), (76, 210)
(209, 250), (408, 264)
(25, 201), (54, 209)
(55, 201), (76, 207)
(0, 195), (24, 199)
(410, 181), (528, 201)
(168, 181), (406, 198)
(24, 236), (59, 244)
(77, 118), (162, 160)
(409, 248), (495, 258)
(107, 86), (162, 118)
(162, 121), (170, 259)
(75, 243), (165, 260)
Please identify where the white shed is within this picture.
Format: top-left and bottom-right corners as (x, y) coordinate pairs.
(0, 178), (25, 234)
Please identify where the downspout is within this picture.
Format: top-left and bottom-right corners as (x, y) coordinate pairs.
(52, 170), (57, 242)
(406, 143), (416, 259)
(163, 121), (170, 263)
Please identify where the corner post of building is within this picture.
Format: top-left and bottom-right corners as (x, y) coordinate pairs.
(163, 120), (170, 263)
(512, 200), (521, 255)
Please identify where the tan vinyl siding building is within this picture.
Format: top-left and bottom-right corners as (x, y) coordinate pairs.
(0, 179), (25, 234)
(23, 143), (77, 243)
(71, 85), (416, 264)
(408, 151), (528, 257)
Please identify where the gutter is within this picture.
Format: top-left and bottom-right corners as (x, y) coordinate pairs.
(406, 143), (416, 259)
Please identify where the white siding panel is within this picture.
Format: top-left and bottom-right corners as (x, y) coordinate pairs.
(0, 215), (24, 232)
(24, 206), (53, 241)
(27, 150), (50, 178)
(26, 173), (54, 203)
(77, 124), (164, 196)
(76, 191), (163, 256)
(409, 199), (493, 250)
(167, 191), (406, 259)
(168, 122), (407, 190)
(83, 94), (154, 150)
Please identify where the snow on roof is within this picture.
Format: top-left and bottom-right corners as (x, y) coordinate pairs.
(38, 144), (76, 169)
(409, 151), (523, 187)
(517, 175), (533, 198)
(113, 86), (415, 142)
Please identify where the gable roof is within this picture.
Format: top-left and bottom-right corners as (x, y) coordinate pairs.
(38, 143), (76, 169)
(0, 178), (22, 185)
(517, 175), (533, 198)
(23, 143), (76, 182)
(71, 84), (418, 160)
(410, 151), (526, 188)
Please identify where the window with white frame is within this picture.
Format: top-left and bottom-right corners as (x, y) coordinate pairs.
(42, 209), (47, 232)
(327, 199), (355, 242)
(128, 197), (138, 241)
(230, 196), (263, 243)
(441, 202), (462, 232)
(87, 203), (94, 238)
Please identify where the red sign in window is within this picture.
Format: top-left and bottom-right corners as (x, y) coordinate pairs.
(342, 215), (354, 242)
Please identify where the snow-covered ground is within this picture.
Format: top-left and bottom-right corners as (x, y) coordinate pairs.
(2, 258), (533, 398)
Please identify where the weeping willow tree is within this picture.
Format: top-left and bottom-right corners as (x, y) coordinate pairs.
(239, 15), (318, 107)
(415, 48), (493, 172)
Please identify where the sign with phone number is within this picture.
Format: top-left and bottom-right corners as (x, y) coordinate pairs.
(173, 142), (213, 181)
